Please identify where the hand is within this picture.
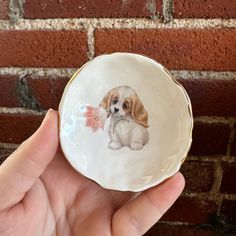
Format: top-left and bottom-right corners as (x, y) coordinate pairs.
(0, 109), (185, 236)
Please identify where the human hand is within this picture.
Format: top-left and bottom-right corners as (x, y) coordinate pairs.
(0, 109), (185, 236)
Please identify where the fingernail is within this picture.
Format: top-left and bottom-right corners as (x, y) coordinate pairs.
(173, 172), (181, 179)
(45, 108), (54, 118)
(48, 108), (54, 113)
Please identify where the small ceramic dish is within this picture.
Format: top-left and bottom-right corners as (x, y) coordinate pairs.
(59, 53), (193, 192)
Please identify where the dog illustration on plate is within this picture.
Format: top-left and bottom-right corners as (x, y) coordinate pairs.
(99, 86), (149, 150)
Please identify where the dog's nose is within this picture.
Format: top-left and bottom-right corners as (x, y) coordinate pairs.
(114, 108), (119, 113)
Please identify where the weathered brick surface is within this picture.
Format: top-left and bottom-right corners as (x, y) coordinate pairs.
(220, 162), (236, 194)
(161, 196), (217, 224)
(181, 161), (215, 193)
(0, 0), (9, 19)
(178, 79), (236, 117)
(95, 29), (236, 71)
(0, 30), (88, 68)
(27, 77), (69, 110)
(0, 113), (43, 143)
(174, 0), (236, 19)
(145, 223), (215, 236)
(23, 0), (161, 18)
(0, 75), (21, 107)
(189, 122), (231, 156)
(221, 199), (236, 224)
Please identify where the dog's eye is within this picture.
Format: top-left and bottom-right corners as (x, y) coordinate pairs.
(123, 103), (128, 109)
(112, 99), (118, 105)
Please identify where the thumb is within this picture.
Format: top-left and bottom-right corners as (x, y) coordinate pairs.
(0, 109), (59, 210)
(112, 172), (185, 236)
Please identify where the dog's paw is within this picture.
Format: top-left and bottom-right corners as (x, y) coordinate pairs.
(130, 142), (143, 150)
(108, 141), (122, 150)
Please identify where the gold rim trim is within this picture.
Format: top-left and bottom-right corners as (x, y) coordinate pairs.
(162, 67), (194, 165)
(68, 62), (89, 85)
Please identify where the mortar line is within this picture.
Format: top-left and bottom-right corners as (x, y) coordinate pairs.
(163, 0), (173, 23)
(0, 142), (19, 149)
(194, 116), (236, 124)
(171, 71), (236, 80)
(87, 24), (95, 60)
(158, 221), (193, 226)
(8, 0), (25, 23)
(187, 155), (236, 162)
(211, 161), (224, 213)
(17, 73), (40, 110)
(0, 107), (46, 115)
(0, 18), (235, 30)
(182, 192), (236, 200)
(146, 0), (159, 20)
(0, 68), (77, 78)
(182, 192), (220, 201)
(0, 68), (235, 80)
(221, 194), (236, 200)
(186, 156), (224, 162)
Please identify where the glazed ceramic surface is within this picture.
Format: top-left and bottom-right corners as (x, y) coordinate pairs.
(59, 53), (193, 192)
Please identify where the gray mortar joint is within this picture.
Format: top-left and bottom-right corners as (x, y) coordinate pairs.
(17, 74), (41, 110)
(163, 0), (173, 23)
(9, 0), (25, 23)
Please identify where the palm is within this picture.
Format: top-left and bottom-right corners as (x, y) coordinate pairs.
(3, 149), (135, 236)
(0, 110), (184, 236)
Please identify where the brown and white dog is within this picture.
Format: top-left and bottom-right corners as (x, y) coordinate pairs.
(99, 86), (149, 150)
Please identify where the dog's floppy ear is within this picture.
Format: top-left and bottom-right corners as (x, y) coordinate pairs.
(99, 88), (116, 117)
(131, 94), (149, 128)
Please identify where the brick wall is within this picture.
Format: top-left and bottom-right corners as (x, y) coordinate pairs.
(0, 0), (235, 235)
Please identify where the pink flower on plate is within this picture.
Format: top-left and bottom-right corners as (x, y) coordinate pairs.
(84, 106), (106, 132)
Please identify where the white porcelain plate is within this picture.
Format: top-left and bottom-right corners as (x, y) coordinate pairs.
(59, 53), (193, 192)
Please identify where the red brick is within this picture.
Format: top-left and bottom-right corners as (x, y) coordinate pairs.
(220, 162), (236, 194)
(145, 223), (215, 236)
(189, 122), (230, 156)
(178, 79), (236, 117)
(221, 199), (236, 224)
(0, 0), (9, 19)
(23, 0), (161, 18)
(181, 161), (215, 193)
(231, 125), (236, 157)
(0, 146), (16, 165)
(161, 196), (217, 224)
(0, 113), (43, 143)
(27, 77), (69, 110)
(95, 29), (236, 71)
(174, 0), (236, 19)
(0, 75), (21, 107)
(0, 30), (88, 68)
